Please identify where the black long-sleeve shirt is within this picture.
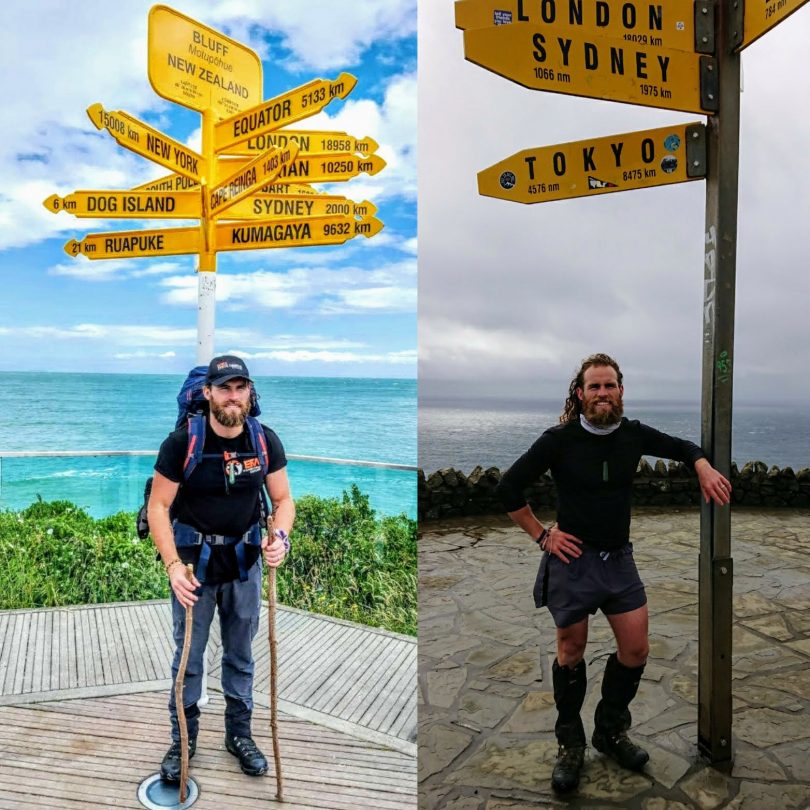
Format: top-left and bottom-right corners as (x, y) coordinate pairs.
(497, 418), (705, 550)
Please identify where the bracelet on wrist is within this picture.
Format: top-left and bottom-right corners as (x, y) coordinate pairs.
(535, 528), (549, 549)
(274, 528), (291, 553)
(164, 558), (183, 575)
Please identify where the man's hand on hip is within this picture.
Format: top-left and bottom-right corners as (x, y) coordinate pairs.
(547, 526), (583, 564)
(262, 534), (288, 568)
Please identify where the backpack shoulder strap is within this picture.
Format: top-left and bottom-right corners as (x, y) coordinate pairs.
(183, 413), (207, 480)
(245, 416), (270, 477)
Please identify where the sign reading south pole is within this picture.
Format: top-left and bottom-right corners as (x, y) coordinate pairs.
(478, 123), (706, 203)
(148, 4), (263, 119)
(463, 23), (717, 114)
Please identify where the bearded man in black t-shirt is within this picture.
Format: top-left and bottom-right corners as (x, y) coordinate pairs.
(497, 353), (731, 794)
(147, 355), (295, 784)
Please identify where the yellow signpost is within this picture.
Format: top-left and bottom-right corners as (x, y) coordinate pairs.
(477, 123), (706, 203)
(214, 74), (358, 153)
(64, 226), (201, 260)
(222, 195), (377, 220)
(215, 215), (383, 252)
(274, 154), (387, 183)
(44, 190), (200, 219)
(223, 130), (380, 158)
(208, 143), (300, 217)
(455, 0), (700, 52)
(87, 103), (205, 182)
(463, 23), (717, 114)
(736, 0), (810, 50)
(148, 4), (263, 119)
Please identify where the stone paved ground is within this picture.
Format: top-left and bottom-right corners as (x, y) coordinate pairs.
(419, 508), (810, 809)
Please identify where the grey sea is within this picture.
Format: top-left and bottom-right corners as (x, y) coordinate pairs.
(1, 373), (416, 518)
(419, 396), (809, 475)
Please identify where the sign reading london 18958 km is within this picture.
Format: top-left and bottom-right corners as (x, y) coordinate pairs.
(148, 4), (263, 118)
(477, 122), (706, 203)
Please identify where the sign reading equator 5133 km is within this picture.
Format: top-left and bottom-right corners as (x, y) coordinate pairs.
(455, 0), (699, 52)
(463, 23), (717, 114)
(148, 4), (263, 118)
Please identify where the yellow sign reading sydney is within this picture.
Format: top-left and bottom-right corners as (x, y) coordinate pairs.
(87, 104), (205, 182)
(222, 195), (377, 221)
(216, 216), (383, 252)
(738, 0), (810, 50)
(65, 226), (201, 259)
(44, 191), (200, 219)
(148, 5), (263, 118)
(214, 74), (358, 153)
(224, 130), (380, 158)
(478, 123), (705, 204)
(463, 24), (716, 114)
(455, 0), (698, 52)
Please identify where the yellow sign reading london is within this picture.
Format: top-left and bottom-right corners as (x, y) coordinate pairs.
(44, 191), (200, 219)
(477, 123), (706, 203)
(65, 226), (201, 259)
(463, 24), (716, 114)
(87, 103), (205, 182)
(738, 0), (810, 50)
(455, 0), (698, 52)
(215, 216), (383, 252)
(224, 130), (380, 158)
(148, 5), (263, 119)
(214, 74), (358, 153)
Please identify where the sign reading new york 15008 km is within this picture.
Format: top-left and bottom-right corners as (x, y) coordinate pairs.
(148, 4), (263, 119)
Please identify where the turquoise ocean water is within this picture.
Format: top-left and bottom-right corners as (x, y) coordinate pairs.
(1, 373), (416, 518)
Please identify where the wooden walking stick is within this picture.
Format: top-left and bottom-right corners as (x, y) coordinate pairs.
(267, 518), (284, 801)
(175, 564), (194, 804)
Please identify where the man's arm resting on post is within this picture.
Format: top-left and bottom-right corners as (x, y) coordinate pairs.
(147, 471), (200, 606)
(694, 458), (732, 505)
(262, 467), (295, 568)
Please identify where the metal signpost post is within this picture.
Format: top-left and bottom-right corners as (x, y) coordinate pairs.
(457, 0), (809, 766)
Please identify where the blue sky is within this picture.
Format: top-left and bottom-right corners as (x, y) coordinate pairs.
(1, 1), (416, 378)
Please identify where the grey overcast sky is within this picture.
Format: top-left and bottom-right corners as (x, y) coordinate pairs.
(418, 3), (810, 402)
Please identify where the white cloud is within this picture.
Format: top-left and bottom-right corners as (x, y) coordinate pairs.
(236, 349), (415, 364)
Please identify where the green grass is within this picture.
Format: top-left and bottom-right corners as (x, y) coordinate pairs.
(0, 487), (416, 636)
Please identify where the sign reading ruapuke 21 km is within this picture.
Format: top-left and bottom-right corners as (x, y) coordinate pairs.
(45, 4), (386, 266)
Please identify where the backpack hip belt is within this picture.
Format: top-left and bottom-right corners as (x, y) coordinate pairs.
(173, 520), (262, 583)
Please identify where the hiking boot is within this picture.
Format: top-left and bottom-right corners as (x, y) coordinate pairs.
(160, 737), (197, 782)
(225, 733), (268, 776)
(592, 728), (649, 771)
(551, 743), (585, 793)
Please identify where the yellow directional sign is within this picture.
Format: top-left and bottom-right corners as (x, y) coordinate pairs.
(222, 195), (378, 221)
(148, 5), (263, 118)
(44, 191), (200, 219)
(87, 104), (205, 182)
(132, 173), (200, 193)
(463, 24), (717, 114)
(223, 130), (380, 158)
(455, 0), (698, 52)
(214, 74), (358, 153)
(64, 226), (201, 260)
(737, 0), (810, 50)
(478, 122), (706, 204)
(216, 216), (383, 252)
(208, 143), (300, 218)
(257, 182), (322, 196)
(275, 154), (386, 183)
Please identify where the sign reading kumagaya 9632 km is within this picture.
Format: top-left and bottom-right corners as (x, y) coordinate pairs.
(455, 0), (699, 52)
(478, 122), (706, 203)
(463, 23), (717, 114)
(148, 4), (263, 118)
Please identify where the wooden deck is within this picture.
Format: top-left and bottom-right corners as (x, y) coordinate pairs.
(0, 600), (416, 754)
(0, 692), (416, 808)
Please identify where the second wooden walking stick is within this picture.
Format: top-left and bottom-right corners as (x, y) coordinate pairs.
(175, 564), (194, 804)
(267, 519), (284, 801)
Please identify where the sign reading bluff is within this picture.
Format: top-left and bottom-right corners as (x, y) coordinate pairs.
(463, 24), (718, 114)
(478, 122), (706, 203)
(214, 74), (357, 153)
(87, 104), (204, 182)
(455, 0), (699, 53)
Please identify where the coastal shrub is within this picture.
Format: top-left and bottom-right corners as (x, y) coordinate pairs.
(0, 490), (416, 635)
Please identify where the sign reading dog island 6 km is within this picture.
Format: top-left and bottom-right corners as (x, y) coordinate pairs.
(148, 4), (263, 119)
(478, 122), (706, 203)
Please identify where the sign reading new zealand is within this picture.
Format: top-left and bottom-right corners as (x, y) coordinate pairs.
(148, 5), (263, 118)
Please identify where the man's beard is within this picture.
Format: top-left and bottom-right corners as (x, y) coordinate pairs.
(582, 396), (624, 427)
(210, 398), (250, 428)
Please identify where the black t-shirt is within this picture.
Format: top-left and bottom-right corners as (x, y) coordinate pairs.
(155, 419), (287, 582)
(497, 418), (705, 550)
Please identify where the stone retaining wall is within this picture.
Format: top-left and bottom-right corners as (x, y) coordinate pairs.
(418, 461), (810, 521)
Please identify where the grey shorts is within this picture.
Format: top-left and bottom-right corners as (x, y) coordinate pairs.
(533, 543), (647, 628)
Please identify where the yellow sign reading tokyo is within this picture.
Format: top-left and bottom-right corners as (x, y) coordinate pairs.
(148, 4), (263, 119)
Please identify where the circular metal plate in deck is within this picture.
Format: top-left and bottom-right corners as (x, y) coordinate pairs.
(137, 773), (199, 809)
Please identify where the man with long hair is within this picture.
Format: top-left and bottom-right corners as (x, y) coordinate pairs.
(497, 353), (730, 793)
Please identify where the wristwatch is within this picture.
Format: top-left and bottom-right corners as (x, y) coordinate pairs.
(273, 528), (291, 553)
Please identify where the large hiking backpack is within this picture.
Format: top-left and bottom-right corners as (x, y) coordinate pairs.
(136, 366), (267, 539)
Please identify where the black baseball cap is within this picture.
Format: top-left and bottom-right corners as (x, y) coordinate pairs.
(206, 355), (253, 386)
